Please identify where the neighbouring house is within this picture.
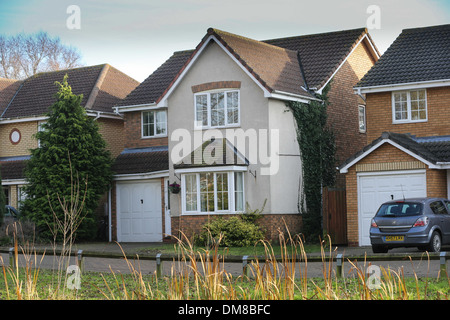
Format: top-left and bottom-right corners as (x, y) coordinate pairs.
(0, 64), (139, 221)
(340, 24), (450, 246)
(111, 27), (379, 243)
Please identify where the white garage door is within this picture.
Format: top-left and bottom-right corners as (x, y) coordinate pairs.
(117, 181), (162, 242)
(358, 170), (426, 246)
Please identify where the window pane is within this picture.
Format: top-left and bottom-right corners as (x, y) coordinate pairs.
(234, 172), (244, 212)
(156, 111), (167, 135)
(185, 174), (197, 211)
(196, 94), (208, 126)
(142, 111), (155, 137)
(394, 93), (407, 120)
(211, 92), (225, 126)
(200, 173), (214, 212)
(227, 91), (239, 124)
(216, 173), (228, 211)
(410, 90), (426, 120)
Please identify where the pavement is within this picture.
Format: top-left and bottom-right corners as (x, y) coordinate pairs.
(1, 241), (449, 278)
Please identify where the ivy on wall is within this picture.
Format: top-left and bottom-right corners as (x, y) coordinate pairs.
(288, 84), (336, 242)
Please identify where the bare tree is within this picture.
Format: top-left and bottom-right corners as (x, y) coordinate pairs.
(0, 31), (83, 80)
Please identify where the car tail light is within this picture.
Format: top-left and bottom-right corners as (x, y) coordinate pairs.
(371, 218), (378, 228)
(413, 216), (429, 227)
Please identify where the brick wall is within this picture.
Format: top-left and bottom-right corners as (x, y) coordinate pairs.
(366, 86), (450, 142)
(327, 40), (375, 186)
(97, 118), (125, 158)
(123, 111), (168, 149)
(170, 213), (302, 243)
(0, 122), (38, 157)
(345, 142), (447, 246)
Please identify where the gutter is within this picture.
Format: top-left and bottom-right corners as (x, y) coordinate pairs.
(354, 78), (450, 94)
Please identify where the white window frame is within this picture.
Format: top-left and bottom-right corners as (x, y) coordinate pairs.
(194, 90), (240, 129)
(141, 110), (167, 138)
(391, 89), (427, 124)
(181, 171), (245, 215)
(358, 105), (366, 133)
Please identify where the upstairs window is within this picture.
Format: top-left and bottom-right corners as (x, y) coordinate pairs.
(142, 110), (167, 138)
(194, 90), (240, 128)
(358, 105), (366, 133)
(392, 89), (427, 123)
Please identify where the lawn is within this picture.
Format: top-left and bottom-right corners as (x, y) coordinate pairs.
(1, 266), (449, 300)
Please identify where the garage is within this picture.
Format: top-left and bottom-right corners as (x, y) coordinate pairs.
(357, 170), (426, 246)
(116, 180), (162, 242)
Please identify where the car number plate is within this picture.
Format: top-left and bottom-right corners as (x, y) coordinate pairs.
(384, 236), (404, 242)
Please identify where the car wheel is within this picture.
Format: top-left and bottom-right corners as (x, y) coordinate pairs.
(427, 231), (441, 253)
(372, 245), (388, 253)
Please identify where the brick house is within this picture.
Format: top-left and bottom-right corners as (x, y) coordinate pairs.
(340, 24), (450, 246)
(110, 27), (379, 243)
(0, 64), (139, 214)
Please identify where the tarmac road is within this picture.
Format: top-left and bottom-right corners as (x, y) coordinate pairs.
(1, 242), (449, 279)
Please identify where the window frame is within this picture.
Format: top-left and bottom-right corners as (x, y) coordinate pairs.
(194, 89), (240, 129)
(358, 105), (366, 133)
(141, 109), (167, 138)
(181, 171), (245, 215)
(391, 89), (427, 124)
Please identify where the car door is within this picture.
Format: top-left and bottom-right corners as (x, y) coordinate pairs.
(441, 201), (450, 244)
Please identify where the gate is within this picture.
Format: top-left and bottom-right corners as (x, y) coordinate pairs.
(323, 187), (347, 245)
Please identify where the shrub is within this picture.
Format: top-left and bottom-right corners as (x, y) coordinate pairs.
(195, 216), (265, 247)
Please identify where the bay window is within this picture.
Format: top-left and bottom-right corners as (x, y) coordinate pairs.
(182, 171), (244, 214)
(194, 90), (240, 128)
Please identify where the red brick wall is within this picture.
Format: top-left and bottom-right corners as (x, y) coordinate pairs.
(327, 40), (375, 186)
(366, 86), (450, 142)
(123, 111), (168, 149)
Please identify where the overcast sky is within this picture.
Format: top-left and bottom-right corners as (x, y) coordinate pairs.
(0, 0), (449, 82)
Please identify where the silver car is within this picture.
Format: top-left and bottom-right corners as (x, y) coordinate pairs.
(370, 198), (450, 253)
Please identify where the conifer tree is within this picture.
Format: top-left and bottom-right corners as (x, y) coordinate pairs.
(23, 75), (113, 240)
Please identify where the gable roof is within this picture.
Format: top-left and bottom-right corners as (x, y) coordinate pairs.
(264, 27), (378, 90)
(339, 132), (450, 173)
(355, 24), (450, 91)
(0, 78), (22, 116)
(1, 64), (139, 119)
(117, 27), (377, 110)
(207, 28), (314, 100)
(116, 50), (193, 107)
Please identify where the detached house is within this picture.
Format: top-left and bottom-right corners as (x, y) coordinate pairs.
(340, 24), (450, 246)
(111, 27), (379, 243)
(0, 64), (139, 212)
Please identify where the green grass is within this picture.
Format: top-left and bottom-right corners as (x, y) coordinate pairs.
(1, 267), (449, 300)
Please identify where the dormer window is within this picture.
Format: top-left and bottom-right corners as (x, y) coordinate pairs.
(194, 90), (240, 128)
(392, 89), (427, 123)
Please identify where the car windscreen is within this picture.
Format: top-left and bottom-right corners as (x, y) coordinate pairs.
(375, 202), (423, 217)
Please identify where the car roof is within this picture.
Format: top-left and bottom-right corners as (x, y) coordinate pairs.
(383, 197), (447, 204)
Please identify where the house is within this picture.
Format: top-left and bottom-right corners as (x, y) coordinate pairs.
(111, 27), (379, 243)
(0, 64), (139, 213)
(339, 24), (450, 246)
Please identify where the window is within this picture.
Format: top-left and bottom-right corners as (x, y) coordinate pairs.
(392, 90), (427, 123)
(195, 90), (239, 128)
(358, 105), (366, 133)
(142, 110), (167, 137)
(182, 171), (244, 214)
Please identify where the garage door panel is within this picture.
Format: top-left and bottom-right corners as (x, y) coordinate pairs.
(117, 181), (162, 242)
(358, 171), (426, 246)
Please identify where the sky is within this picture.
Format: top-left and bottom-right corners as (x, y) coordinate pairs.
(0, 0), (449, 82)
